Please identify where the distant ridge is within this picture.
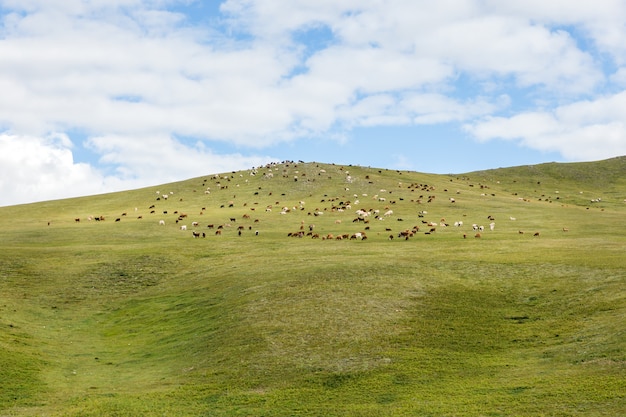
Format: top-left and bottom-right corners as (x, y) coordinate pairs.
(463, 156), (626, 188)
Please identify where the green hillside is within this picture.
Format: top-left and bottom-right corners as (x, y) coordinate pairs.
(0, 159), (624, 416)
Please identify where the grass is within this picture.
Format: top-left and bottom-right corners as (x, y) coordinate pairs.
(0, 159), (624, 416)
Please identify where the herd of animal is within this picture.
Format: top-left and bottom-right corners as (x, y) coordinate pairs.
(66, 161), (582, 241)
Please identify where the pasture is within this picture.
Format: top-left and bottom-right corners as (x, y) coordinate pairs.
(0, 159), (624, 416)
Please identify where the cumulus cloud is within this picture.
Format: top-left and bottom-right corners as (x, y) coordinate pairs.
(85, 134), (273, 181)
(465, 90), (626, 160)
(0, 133), (110, 206)
(1, 0), (609, 144)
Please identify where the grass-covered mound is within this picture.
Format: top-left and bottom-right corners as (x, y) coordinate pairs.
(0, 159), (624, 416)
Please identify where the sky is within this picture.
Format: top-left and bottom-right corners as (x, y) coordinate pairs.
(1, 1), (626, 206)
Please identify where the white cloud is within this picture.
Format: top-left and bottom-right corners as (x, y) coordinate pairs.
(465, 91), (626, 160)
(85, 134), (274, 181)
(0, 133), (109, 206)
(0, 0), (613, 145)
(489, 0), (626, 63)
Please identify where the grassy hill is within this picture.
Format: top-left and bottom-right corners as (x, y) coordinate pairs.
(0, 159), (624, 416)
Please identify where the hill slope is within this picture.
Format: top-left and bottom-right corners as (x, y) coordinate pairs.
(0, 159), (624, 416)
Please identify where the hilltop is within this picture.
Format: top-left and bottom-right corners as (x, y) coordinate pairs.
(0, 159), (624, 416)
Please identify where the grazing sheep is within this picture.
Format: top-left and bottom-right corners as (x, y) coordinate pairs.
(159, 220), (165, 226)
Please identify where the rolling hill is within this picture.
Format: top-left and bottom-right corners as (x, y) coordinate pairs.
(0, 158), (624, 416)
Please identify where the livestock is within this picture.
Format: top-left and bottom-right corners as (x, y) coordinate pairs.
(180, 225), (187, 231)
(159, 220), (165, 226)
(489, 222), (495, 231)
(192, 231), (201, 238)
(533, 232), (540, 237)
(192, 221), (199, 227)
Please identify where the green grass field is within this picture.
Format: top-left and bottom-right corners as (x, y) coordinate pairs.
(1, 158), (624, 416)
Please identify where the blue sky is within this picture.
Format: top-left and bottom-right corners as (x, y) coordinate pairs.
(1, 1), (625, 206)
